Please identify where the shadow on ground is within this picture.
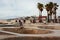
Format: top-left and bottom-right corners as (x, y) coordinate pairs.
(2, 37), (60, 40)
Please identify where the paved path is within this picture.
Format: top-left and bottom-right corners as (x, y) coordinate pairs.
(0, 35), (17, 39)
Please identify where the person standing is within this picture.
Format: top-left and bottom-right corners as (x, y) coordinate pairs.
(23, 19), (26, 23)
(15, 20), (18, 27)
(19, 20), (23, 29)
(30, 17), (33, 23)
(33, 18), (36, 23)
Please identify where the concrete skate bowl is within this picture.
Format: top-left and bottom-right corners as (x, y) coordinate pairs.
(0, 24), (16, 27)
(0, 32), (13, 35)
(2, 37), (60, 40)
(2, 28), (53, 34)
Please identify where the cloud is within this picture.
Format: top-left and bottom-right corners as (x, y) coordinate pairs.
(0, 0), (60, 19)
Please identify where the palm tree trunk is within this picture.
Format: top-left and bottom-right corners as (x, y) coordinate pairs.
(55, 12), (57, 23)
(50, 14), (52, 22)
(50, 11), (52, 22)
(53, 11), (57, 23)
(49, 14), (51, 22)
(52, 13), (54, 23)
(47, 13), (49, 22)
(47, 11), (50, 23)
(39, 11), (42, 23)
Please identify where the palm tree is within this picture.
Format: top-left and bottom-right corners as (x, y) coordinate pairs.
(49, 2), (54, 22)
(45, 2), (53, 22)
(37, 3), (43, 22)
(45, 4), (50, 22)
(53, 3), (59, 23)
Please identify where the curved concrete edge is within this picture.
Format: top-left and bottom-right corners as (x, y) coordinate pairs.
(0, 30), (60, 37)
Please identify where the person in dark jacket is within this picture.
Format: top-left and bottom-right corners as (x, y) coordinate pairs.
(33, 18), (36, 23)
(15, 20), (18, 27)
(19, 20), (23, 29)
(23, 19), (26, 23)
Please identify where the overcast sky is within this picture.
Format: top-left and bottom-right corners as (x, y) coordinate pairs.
(0, 0), (60, 19)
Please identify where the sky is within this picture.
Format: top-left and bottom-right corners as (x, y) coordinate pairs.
(0, 0), (60, 19)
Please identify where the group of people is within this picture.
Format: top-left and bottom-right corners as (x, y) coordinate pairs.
(15, 17), (36, 27)
(15, 19), (26, 29)
(15, 17), (47, 28)
(30, 17), (36, 23)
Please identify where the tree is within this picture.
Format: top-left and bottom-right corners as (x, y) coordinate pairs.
(45, 2), (54, 22)
(49, 2), (54, 22)
(53, 3), (59, 23)
(37, 3), (44, 22)
(45, 4), (50, 22)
